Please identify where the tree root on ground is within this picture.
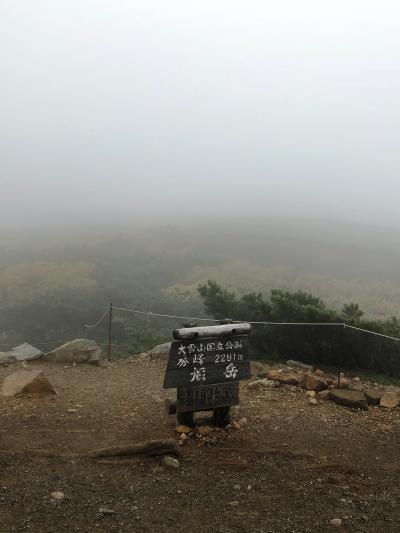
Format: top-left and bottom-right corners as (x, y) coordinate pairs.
(86, 439), (179, 459)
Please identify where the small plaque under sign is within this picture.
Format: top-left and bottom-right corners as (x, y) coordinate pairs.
(177, 382), (239, 413)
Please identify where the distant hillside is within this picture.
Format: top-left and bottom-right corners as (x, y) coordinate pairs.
(1, 218), (400, 345)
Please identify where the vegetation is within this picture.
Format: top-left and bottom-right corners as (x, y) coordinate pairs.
(1, 220), (400, 367)
(198, 281), (400, 376)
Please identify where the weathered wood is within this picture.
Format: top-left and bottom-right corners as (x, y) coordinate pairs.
(87, 439), (179, 458)
(163, 335), (251, 389)
(177, 382), (239, 412)
(173, 323), (251, 340)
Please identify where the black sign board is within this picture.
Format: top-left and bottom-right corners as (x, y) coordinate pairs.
(177, 382), (239, 413)
(163, 335), (250, 389)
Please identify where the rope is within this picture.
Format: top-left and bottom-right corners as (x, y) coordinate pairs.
(344, 324), (400, 343)
(112, 306), (221, 323)
(84, 309), (109, 329)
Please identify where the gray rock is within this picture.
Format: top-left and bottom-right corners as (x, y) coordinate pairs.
(286, 360), (313, 371)
(9, 343), (43, 362)
(1, 370), (57, 397)
(247, 379), (276, 390)
(329, 389), (368, 410)
(45, 339), (101, 364)
(150, 342), (171, 361)
(302, 373), (328, 392)
(380, 391), (400, 409)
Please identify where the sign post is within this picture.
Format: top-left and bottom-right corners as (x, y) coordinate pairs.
(163, 323), (251, 427)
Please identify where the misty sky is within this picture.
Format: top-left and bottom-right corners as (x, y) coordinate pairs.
(1, 1), (400, 227)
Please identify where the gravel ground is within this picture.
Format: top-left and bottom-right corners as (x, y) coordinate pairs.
(0, 357), (400, 532)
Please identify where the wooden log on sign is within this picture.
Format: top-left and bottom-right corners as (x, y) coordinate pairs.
(173, 323), (251, 340)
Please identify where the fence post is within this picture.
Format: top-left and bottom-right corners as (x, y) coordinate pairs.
(108, 302), (113, 362)
(338, 324), (345, 388)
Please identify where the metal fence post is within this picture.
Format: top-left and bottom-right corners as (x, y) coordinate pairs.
(108, 303), (113, 362)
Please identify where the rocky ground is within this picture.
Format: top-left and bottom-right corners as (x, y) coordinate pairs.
(1, 356), (400, 532)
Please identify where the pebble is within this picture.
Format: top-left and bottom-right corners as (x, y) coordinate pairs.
(162, 456), (180, 469)
(51, 491), (65, 501)
(238, 417), (248, 428)
(98, 508), (115, 515)
(175, 425), (192, 434)
(309, 398), (318, 405)
(330, 518), (342, 527)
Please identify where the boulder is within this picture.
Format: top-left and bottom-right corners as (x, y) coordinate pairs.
(380, 391), (400, 409)
(329, 389), (368, 410)
(1, 370), (57, 397)
(286, 360), (313, 371)
(45, 339), (101, 364)
(302, 373), (328, 392)
(365, 389), (385, 406)
(150, 342), (171, 361)
(9, 343), (43, 362)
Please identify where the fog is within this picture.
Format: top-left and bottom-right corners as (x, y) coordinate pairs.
(1, 1), (400, 227)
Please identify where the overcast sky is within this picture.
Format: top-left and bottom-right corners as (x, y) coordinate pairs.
(1, 1), (400, 227)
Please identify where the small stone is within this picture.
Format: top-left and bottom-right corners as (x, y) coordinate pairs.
(353, 377), (360, 382)
(231, 421), (241, 430)
(309, 398), (318, 405)
(196, 426), (213, 436)
(179, 433), (188, 442)
(67, 409), (77, 413)
(238, 417), (248, 428)
(51, 491), (65, 501)
(314, 369), (325, 378)
(306, 391), (316, 398)
(233, 484), (241, 490)
(98, 508), (115, 515)
(318, 390), (331, 401)
(330, 518), (342, 527)
(228, 501), (239, 506)
(175, 425), (192, 434)
(161, 456), (179, 469)
(247, 379), (276, 390)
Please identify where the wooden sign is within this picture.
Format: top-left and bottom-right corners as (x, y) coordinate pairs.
(177, 382), (239, 413)
(163, 334), (251, 389)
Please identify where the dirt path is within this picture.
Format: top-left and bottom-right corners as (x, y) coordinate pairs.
(1, 358), (400, 532)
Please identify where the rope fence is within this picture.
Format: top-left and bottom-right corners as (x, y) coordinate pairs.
(2, 304), (400, 369)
